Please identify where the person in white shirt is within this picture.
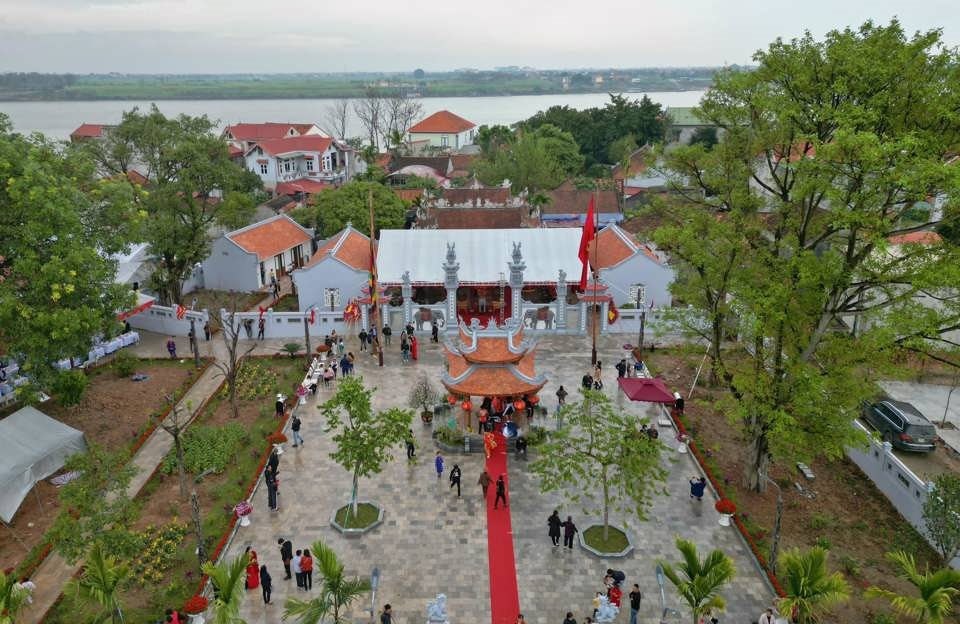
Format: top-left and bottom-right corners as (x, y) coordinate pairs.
(292, 549), (304, 591)
(758, 607), (776, 624)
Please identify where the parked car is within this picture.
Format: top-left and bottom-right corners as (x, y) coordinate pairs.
(861, 399), (937, 452)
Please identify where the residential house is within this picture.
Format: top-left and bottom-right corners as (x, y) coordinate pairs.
(588, 224), (674, 309)
(292, 226), (372, 313)
(665, 107), (715, 145)
(202, 215), (314, 292)
(541, 189), (622, 226)
(69, 123), (114, 142)
(244, 136), (356, 191)
(223, 122), (324, 153)
(408, 111), (477, 150)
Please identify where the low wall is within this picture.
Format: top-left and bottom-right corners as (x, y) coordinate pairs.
(846, 420), (959, 568)
(128, 304), (208, 337)
(221, 308), (349, 340)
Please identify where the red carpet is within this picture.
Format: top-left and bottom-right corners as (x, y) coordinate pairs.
(485, 431), (520, 624)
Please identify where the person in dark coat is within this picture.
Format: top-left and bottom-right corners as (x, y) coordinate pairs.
(689, 476), (707, 501)
(277, 538), (293, 580)
(259, 564), (272, 604)
(494, 474), (508, 509)
(616, 359), (627, 378)
(562, 516), (578, 549)
(358, 329), (368, 351)
(268, 448), (280, 474)
(431, 323), (439, 343)
(265, 465), (278, 511)
(449, 463), (462, 497)
(275, 394), (285, 418)
(478, 470), (492, 498)
(548, 510), (562, 547)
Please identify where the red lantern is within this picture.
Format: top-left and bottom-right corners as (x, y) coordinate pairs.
(528, 395), (540, 405)
(447, 395), (457, 405)
(462, 400), (473, 411)
(514, 400), (526, 411)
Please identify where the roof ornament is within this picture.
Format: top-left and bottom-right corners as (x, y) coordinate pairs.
(511, 241), (523, 265)
(402, 270), (411, 286)
(446, 242), (457, 264)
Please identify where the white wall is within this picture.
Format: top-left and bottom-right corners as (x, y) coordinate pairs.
(220, 308), (349, 339)
(408, 129), (475, 149)
(128, 304), (209, 336)
(202, 236), (261, 292)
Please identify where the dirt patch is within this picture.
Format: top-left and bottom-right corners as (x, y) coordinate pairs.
(187, 289), (266, 314)
(0, 360), (202, 574)
(646, 347), (950, 624)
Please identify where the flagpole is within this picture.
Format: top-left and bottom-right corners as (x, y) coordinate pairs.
(591, 181), (599, 367)
(368, 189), (384, 367)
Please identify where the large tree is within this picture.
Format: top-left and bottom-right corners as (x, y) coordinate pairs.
(655, 20), (960, 491)
(658, 538), (736, 624)
(475, 123), (584, 193)
(80, 105), (260, 304)
(304, 181), (406, 237)
(923, 473), (960, 565)
(530, 389), (665, 541)
(777, 547), (850, 624)
(0, 115), (139, 397)
(866, 551), (960, 624)
(283, 540), (370, 624)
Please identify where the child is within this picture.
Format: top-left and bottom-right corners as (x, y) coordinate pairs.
(434, 451), (444, 480)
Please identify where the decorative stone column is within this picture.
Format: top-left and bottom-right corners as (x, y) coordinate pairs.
(361, 303), (369, 332)
(579, 301), (588, 334)
(600, 301), (609, 333)
(507, 242), (526, 322)
(401, 270), (413, 328)
(442, 243), (459, 335)
(556, 269), (567, 330)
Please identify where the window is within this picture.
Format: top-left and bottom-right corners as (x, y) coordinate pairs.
(628, 284), (647, 307)
(259, 162), (268, 175)
(305, 159), (314, 171)
(323, 288), (342, 308)
(440, 135), (449, 147)
(284, 160), (292, 173)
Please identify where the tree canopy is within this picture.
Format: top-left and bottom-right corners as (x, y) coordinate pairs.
(520, 93), (664, 168)
(474, 123), (584, 193)
(652, 19), (960, 491)
(0, 115), (140, 395)
(298, 181), (407, 238)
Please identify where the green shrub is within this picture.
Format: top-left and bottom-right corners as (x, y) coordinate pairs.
(809, 512), (837, 531)
(161, 424), (246, 475)
(526, 426), (548, 446)
(435, 426), (464, 446)
(869, 613), (896, 624)
(815, 536), (832, 550)
(52, 369), (89, 406)
(221, 360), (279, 401)
(838, 554), (861, 577)
(126, 522), (189, 587)
(112, 350), (138, 377)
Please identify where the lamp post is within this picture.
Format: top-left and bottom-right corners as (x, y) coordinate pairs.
(189, 318), (200, 369)
(636, 286), (646, 363)
(764, 475), (783, 575)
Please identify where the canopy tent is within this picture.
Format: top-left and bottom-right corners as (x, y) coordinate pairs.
(617, 377), (675, 403)
(0, 406), (87, 523)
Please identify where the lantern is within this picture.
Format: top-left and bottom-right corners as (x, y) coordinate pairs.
(447, 395), (457, 405)
(514, 400), (526, 411)
(528, 395), (540, 405)
(461, 400), (473, 411)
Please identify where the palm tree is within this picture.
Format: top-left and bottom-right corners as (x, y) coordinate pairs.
(658, 537), (736, 624)
(0, 571), (30, 624)
(777, 547), (850, 623)
(201, 553), (249, 624)
(283, 540), (370, 624)
(71, 543), (130, 623)
(866, 551), (960, 624)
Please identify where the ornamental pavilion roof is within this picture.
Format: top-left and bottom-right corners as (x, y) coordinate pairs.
(441, 320), (547, 398)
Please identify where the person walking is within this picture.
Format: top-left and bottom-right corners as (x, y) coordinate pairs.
(265, 465), (278, 511)
(383, 324), (392, 346)
(494, 474), (507, 508)
(689, 476), (707, 501)
(268, 447), (280, 474)
(431, 323), (439, 343)
(562, 612), (578, 624)
(548, 510), (562, 547)
(449, 463), (462, 497)
(259, 564), (272, 604)
(203, 321), (211, 341)
(758, 608), (775, 624)
(358, 329), (368, 351)
(434, 451), (444, 480)
(257, 317), (265, 340)
(292, 549), (304, 591)
(291, 413), (303, 447)
(300, 549), (313, 591)
(380, 604), (393, 624)
(405, 429), (416, 460)
(188, 328), (197, 354)
(277, 538), (293, 580)
(245, 548), (259, 589)
(628, 584), (642, 624)
(400, 338), (410, 363)
(275, 394), (285, 418)
(166, 337), (177, 359)
(556, 385), (568, 406)
(562, 516), (578, 549)
(337, 338), (345, 356)
(478, 469), (491, 499)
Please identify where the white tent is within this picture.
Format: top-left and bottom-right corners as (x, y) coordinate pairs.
(0, 406), (87, 523)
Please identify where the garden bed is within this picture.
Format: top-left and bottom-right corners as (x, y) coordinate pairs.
(42, 355), (305, 624)
(270, 294), (301, 312)
(331, 502), (384, 536)
(185, 288), (266, 314)
(645, 346), (944, 624)
(580, 525), (632, 558)
(0, 358), (208, 575)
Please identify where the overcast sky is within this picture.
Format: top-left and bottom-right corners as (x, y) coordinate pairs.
(0, 0), (956, 73)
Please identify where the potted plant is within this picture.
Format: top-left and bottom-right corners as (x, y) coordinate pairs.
(408, 375), (438, 425)
(267, 432), (288, 455)
(715, 498), (737, 527)
(234, 500), (253, 527)
(183, 594), (208, 623)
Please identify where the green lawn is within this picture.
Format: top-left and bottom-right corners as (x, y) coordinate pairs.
(583, 525), (629, 554)
(334, 503), (381, 529)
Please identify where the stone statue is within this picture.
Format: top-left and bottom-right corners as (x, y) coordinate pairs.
(402, 270), (411, 286)
(594, 595), (619, 623)
(426, 593), (449, 624)
(445, 242), (457, 264)
(558, 268), (567, 283)
(512, 241), (522, 264)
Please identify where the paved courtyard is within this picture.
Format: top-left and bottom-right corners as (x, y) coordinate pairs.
(216, 331), (774, 624)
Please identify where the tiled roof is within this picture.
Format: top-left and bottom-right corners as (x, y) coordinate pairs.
(409, 111), (476, 134)
(70, 123), (106, 139)
(436, 208), (523, 229)
(543, 190), (620, 215)
(888, 231), (942, 245)
(442, 365), (545, 397)
(450, 154), (477, 172)
(611, 148), (649, 179)
(276, 179), (333, 196)
(666, 107), (709, 127)
(125, 170), (150, 186)
(303, 226), (372, 271)
(253, 136), (333, 157)
(438, 188), (511, 206)
(390, 156), (451, 176)
(227, 215), (312, 261)
(226, 122), (314, 141)
(393, 189), (426, 202)
(374, 153), (393, 170)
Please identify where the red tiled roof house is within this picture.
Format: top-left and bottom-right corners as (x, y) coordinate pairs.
(291, 225), (373, 313)
(244, 135), (356, 191)
(407, 110), (477, 150)
(201, 215), (314, 291)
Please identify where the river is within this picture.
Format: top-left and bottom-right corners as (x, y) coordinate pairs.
(0, 91), (706, 140)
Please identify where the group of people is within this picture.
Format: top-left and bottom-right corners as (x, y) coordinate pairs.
(546, 510), (578, 548)
(433, 454), (509, 508)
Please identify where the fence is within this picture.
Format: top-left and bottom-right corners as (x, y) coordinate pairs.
(128, 304), (208, 336)
(845, 420), (959, 568)
(220, 308), (349, 340)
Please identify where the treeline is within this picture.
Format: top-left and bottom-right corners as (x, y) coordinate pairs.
(0, 72), (77, 90)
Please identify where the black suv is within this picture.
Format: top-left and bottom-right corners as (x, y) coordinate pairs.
(861, 400), (936, 453)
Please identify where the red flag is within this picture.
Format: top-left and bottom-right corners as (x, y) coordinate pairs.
(577, 197), (596, 291)
(175, 305), (186, 320)
(309, 308), (316, 325)
(607, 301), (619, 325)
(258, 305), (267, 320)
